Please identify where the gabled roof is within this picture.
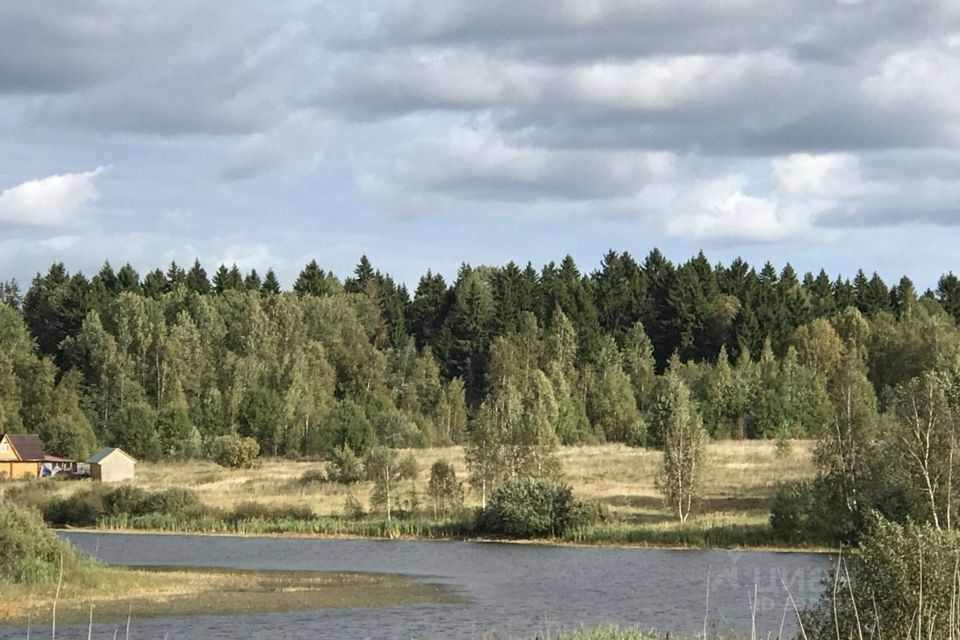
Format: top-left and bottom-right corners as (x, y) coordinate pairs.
(1, 434), (46, 461)
(87, 447), (137, 464)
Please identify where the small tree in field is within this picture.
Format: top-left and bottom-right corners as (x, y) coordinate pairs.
(365, 446), (418, 520)
(428, 460), (463, 518)
(211, 434), (260, 468)
(653, 373), (707, 522)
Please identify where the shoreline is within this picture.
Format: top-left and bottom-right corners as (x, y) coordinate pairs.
(0, 564), (460, 627)
(58, 525), (832, 555)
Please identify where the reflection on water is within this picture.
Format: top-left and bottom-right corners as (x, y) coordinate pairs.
(2, 532), (828, 639)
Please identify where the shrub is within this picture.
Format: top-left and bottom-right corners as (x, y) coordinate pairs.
(373, 409), (422, 448)
(0, 496), (77, 583)
(298, 468), (329, 485)
(142, 487), (203, 517)
(474, 479), (579, 538)
(328, 445), (365, 484)
(803, 517), (960, 639)
(569, 499), (611, 529)
(228, 501), (314, 522)
(103, 484), (150, 516)
(44, 489), (106, 527)
(211, 434), (260, 468)
(770, 481), (817, 543)
(3, 479), (59, 513)
(343, 493), (366, 520)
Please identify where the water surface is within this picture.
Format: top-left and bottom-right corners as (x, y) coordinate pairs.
(3, 533), (828, 639)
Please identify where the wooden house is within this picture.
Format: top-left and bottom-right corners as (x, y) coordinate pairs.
(0, 434), (50, 479)
(87, 447), (136, 482)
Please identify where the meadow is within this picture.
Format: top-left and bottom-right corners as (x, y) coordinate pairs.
(48, 440), (816, 548)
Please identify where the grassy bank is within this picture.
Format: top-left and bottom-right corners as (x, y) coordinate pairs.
(0, 564), (458, 626)
(11, 441), (816, 548)
(531, 627), (746, 640)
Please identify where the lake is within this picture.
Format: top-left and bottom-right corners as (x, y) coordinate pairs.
(4, 533), (829, 639)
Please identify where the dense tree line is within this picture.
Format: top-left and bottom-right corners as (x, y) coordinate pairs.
(3, 250), (960, 487)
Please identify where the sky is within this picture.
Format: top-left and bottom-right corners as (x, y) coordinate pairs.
(2, 0), (960, 291)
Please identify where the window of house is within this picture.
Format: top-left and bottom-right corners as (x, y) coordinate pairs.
(0, 443), (8, 453)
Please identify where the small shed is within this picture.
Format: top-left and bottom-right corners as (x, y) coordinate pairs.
(87, 447), (137, 482)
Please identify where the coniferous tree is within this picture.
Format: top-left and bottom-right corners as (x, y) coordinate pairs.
(585, 336), (643, 444)
(937, 273), (960, 323)
(890, 275), (918, 318)
(805, 269), (837, 318)
(0, 279), (21, 309)
(142, 269), (167, 299)
(294, 260), (337, 297)
(116, 264), (140, 293)
(186, 259), (211, 295)
(593, 250), (647, 344)
(409, 271), (450, 350)
(622, 321), (656, 416)
(165, 262), (186, 292)
(261, 268), (281, 295)
(833, 276), (856, 310)
(243, 269), (262, 292)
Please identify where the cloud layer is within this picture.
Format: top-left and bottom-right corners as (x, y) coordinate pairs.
(1, 0), (960, 286)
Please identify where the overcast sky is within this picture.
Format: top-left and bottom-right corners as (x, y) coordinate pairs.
(2, 0), (960, 290)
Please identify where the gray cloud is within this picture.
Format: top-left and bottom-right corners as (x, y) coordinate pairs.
(2, 0), (960, 244)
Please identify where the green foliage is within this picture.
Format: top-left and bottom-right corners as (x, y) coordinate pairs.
(228, 501), (314, 522)
(427, 459), (464, 517)
(327, 445), (364, 484)
(142, 487), (203, 517)
(157, 398), (200, 459)
(317, 400), (374, 457)
(237, 386), (284, 455)
(372, 408), (421, 448)
(342, 493), (367, 520)
(586, 336), (643, 444)
(653, 373), (707, 522)
(102, 484), (150, 515)
(110, 401), (162, 461)
(40, 412), (98, 460)
(0, 496), (77, 583)
(210, 434), (260, 468)
(9, 251), (960, 510)
(364, 446), (419, 520)
(474, 478), (580, 538)
(804, 518), (960, 640)
(45, 489), (106, 527)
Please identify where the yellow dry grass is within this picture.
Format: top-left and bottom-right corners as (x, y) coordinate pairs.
(51, 440), (815, 532)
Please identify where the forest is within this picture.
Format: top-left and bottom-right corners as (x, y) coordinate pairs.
(2, 249), (960, 535)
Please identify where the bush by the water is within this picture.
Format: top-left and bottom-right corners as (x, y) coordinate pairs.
(475, 479), (592, 538)
(45, 487), (107, 526)
(211, 434), (260, 468)
(227, 501), (315, 522)
(0, 496), (78, 583)
(803, 516), (960, 639)
(39, 485), (205, 526)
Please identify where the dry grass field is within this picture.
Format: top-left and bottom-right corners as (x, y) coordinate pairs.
(44, 440), (815, 543)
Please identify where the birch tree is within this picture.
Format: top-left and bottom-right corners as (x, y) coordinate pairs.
(653, 372), (707, 522)
(365, 446), (418, 521)
(887, 372), (955, 529)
